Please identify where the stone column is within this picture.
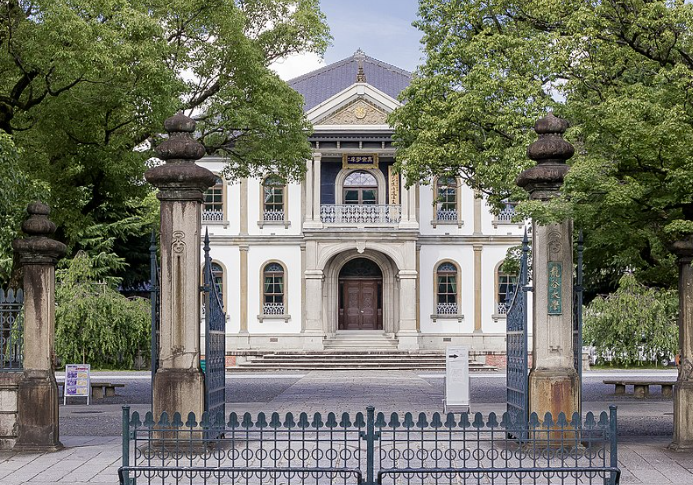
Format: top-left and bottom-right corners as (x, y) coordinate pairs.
(303, 269), (325, 349)
(13, 202), (66, 452)
(305, 157), (314, 224)
(516, 113), (578, 421)
(145, 112), (216, 418)
(670, 238), (693, 450)
(311, 153), (322, 226)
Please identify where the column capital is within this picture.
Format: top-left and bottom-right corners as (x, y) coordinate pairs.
(13, 202), (66, 265)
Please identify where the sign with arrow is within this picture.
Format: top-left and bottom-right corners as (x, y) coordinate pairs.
(444, 346), (469, 413)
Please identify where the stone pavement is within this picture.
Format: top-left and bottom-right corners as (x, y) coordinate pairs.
(0, 370), (691, 484)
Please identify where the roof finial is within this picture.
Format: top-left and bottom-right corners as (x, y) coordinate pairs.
(355, 48), (367, 83)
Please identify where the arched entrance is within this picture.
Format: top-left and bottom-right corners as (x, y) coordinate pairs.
(338, 258), (383, 330)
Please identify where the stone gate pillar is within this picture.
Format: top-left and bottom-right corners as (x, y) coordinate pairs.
(670, 237), (693, 450)
(146, 112), (216, 418)
(13, 202), (66, 451)
(516, 113), (579, 421)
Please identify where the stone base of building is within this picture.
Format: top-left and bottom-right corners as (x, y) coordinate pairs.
(0, 372), (21, 450)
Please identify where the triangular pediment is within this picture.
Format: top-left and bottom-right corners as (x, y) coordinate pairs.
(316, 99), (388, 126)
(306, 83), (400, 127)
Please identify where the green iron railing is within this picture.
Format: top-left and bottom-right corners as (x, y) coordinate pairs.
(120, 405), (619, 485)
(0, 288), (23, 371)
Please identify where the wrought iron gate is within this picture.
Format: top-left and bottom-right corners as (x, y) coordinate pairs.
(506, 231), (530, 428)
(0, 288), (24, 371)
(202, 230), (226, 422)
(573, 230), (584, 414)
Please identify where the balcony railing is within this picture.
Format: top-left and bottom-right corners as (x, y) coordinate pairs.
(495, 203), (517, 223)
(263, 209), (285, 222)
(320, 204), (401, 225)
(436, 302), (458, 315)
(263, 302), (285, 315)
(436, 209), (458, 222)
(202, 209), (224, 222)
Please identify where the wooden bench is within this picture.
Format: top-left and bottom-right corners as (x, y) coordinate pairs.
(603, 379), (674, 398)
(59, 382), (125, 400)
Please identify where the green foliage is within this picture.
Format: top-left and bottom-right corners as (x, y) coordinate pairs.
(394, 0), (693, 293)
(583, 274), (678, 367)
(55, 252), (150, 369)
(1, 0), (330, 283)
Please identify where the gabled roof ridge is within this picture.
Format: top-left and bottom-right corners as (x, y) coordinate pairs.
(287, 53), (411, 85)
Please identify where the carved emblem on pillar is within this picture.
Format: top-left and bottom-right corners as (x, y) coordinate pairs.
(172, 231), (186, 253)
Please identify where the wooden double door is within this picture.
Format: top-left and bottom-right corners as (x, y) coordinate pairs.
(338, 279), (383, 330)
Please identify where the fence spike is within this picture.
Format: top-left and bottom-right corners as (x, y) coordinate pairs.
(444, 413), (457, 429)
(298, 412), (310, 429)
(416, 412), (429, 429)
(529, 412), (541, 429)
(388, 412), (401, 428)
(270, 412), (282, 428)
(311, 412), (323, 429)
(256, 412), (268, 428)
(431, 412), (443, 428)
(402, 412), (415, 428)
(486, 412), (499, 428)
(325, 412), (338, 428)
(472, 412), (485, 429)
(556, 412), (569, 428)
(130, 411), (142, 428)
(172, 412), (184, 428)
(143, 411), (155, 428)
(284, 412), (295, 429)
(374, 412), (386, 428)
(185, 411), (197, 429)
(354, 412), (365, 428)
(339, 412), (351, 429)
(459, 413), (471, 428)
(157, 411), (170, 427)
(227, 412), (240, 429)
(242, 412), (254, 429)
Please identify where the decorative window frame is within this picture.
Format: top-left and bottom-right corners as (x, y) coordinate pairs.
(493, 260), (518, 321)
(258, 175), (290, 229)
(431, 176), (463, 228)
(202, 175), (228, 227)
(258, 260), (290, 322)
(335, 168), (387, 205)
(431, 260), (464, 322)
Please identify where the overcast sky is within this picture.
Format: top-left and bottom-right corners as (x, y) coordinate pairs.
(271, 0), (423, 80)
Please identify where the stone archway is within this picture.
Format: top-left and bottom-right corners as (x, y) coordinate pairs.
(323, 249), (400, 337)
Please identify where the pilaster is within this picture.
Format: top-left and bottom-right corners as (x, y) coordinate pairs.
(473, 245), (483, 332)
(397, 269), (419, 349)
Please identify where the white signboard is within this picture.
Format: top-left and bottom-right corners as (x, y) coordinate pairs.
(444, 346), (469, 413)
(64, 364), (91, 405)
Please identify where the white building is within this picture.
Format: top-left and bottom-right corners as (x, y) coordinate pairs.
(199, 51), (525, 364)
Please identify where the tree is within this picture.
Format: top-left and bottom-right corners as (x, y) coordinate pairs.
(584, 274), (678, 366)
(391, 0), (693, 294)
(1, 0), (329, 284)
(55, 251), (150, 369)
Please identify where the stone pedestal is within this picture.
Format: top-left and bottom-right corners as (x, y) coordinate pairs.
(303, 270), (325, 350)
(397, 270), (419, 350)
(670, 238), (693, 451)
(146, 113), (216, 419)
(12, 202), (66, 452)
(517, 114), (578, 422)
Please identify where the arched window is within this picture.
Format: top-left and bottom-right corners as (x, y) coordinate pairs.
(211, 262), (223, 297)
(436, 262), (459, 315)
(203, 176), (224, 222)
(344, 170), (377, 205)
(435, 176), (458, 222)
(262, 262), (285, 315)
(496, 264), (518, 314)
(263, 175), (286, 221)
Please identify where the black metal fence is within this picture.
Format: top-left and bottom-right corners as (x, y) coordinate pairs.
(120, 406), (619, 485)
(0, 288), (24, 371)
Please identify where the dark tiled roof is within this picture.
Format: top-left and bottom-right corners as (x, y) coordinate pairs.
(288, 50), (411, 111)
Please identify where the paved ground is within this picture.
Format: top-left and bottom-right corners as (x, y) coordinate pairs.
(0, 368), (688, 484)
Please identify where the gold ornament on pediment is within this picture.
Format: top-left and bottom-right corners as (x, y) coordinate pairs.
(317, 100), (388, 125)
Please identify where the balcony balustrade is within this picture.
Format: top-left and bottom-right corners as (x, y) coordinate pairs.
(320, 204), (401, 225)
(202, 209), (224, 222)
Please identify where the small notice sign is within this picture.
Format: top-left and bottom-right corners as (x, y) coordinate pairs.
(64, 364), (91, 405)
(444, 346), (470, 413)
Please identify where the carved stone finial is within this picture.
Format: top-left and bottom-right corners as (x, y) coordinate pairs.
(355, 48), (367, 83)
(671, 237), (693, 264)
(145, 112), (216, 196)
(13, 202), (66, 263)
(516, 112), (574, 200)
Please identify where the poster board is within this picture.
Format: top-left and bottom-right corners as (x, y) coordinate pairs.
(444, 346), (470, 413)
(64, 363), (91, 405)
